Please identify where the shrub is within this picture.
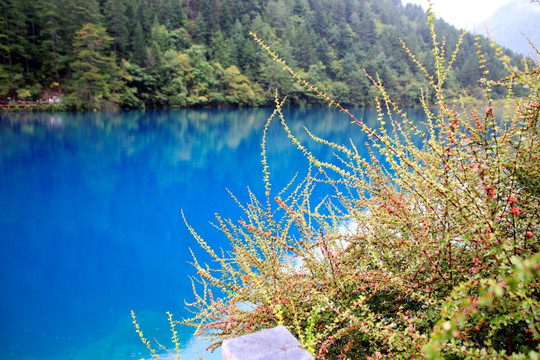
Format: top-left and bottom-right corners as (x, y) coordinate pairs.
(135, 7), (540, 360)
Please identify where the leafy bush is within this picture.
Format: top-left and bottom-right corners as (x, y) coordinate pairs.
(135, 8), (540, 360)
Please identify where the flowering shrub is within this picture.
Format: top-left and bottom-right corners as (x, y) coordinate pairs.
(135, 7), (540, 360)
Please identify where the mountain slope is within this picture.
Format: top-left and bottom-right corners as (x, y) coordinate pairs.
(0, 0), (526, 109)
(483, 0), (540, 56)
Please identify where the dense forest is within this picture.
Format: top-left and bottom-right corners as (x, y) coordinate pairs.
(0, 0), (525, 110)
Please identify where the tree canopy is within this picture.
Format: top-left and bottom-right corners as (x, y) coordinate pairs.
(0, 0), (527, 110)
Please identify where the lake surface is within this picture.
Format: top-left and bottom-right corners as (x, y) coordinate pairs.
(0, 107), (425, 360)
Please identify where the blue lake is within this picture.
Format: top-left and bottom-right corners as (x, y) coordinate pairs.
(0, 107), (426, 360)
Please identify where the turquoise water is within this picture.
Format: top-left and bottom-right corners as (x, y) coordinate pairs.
(0, 108), (422, 359)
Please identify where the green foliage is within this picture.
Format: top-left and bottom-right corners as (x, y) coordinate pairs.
(103, 0), (129, 56)
(0, 0), (530, 109)
(220, 65), (264, 106)
(69, 23), (121, 110)
(131, 21), (147, 66)
(0, 64), (11, 98)
(174, 13), (540, 360)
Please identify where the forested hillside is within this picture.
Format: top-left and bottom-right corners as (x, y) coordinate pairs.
(0, 0), (524, 109)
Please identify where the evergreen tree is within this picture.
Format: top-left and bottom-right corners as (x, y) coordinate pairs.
(158, 0), (185, 30)
(210, 30), (229, 68)
(227, 20), (245, 68)
(136, 0), (154, 33)
(131, 20), (146, 66)
(150, 19), (170, 55)
(0, 0), (527, 108)
(124, 0), (137, 36)
(36, 0), (68, 84)
(333, 20), (354, 58)
(293, 0), (307, 16)
(341, 52), (358, 78)
(220, 0), (234, 35)
(66, 0), (102, 27)
(315, 38), (334, 68)
(310, 0), (330, 37)
(104, 0), (129, 56)
(70, 23), (120, 109)
(169, 0), (186, 30)
(293, 21), (316, 69)
(158, 0), (174, 29)
(264, 0), (290, 37)
(64, 0), (102, 80)
(193, 0), (214, 45)
(169, 27), (192, 51)
(0, 0), (31, 79)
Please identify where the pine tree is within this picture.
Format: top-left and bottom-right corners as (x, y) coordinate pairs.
(227, 20), (245, 68)
(210, 30), (229, 67)
(36, 0), (68, 84)
(155, 0), (185, 30)
(136, 0), (154, 33)
(220, 0), (234, 35)
(169, 0), (186, 30)
(293, 0), (306, 16)
(70, 23), (120, 109)
(64, 0), (102, 80)
(131, 20), (146, 66)
(0, 0), (31, 78)
(193, 0), (214, 45)
(0, 0), (529, 108)
(104, 0), (129, 56)
(293, 21), (316, 69)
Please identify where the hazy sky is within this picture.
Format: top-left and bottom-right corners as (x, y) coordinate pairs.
(403, 0), (512, 29)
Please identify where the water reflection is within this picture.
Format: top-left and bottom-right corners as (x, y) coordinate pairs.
(0, 108), (425, 360)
